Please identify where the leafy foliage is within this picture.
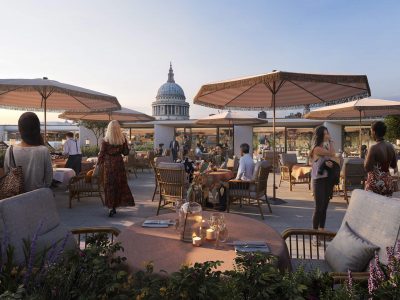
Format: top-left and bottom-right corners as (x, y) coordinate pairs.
(384, 115), (400, 143)
(78, 120), (109, 147)
(1, 234), (400, 299)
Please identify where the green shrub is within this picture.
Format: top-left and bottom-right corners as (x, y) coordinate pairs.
(1, 233), (399, 299)
(134, 142), (154, 152)
(81, 145), (100, 157)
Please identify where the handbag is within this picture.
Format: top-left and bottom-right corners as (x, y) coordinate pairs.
(122, 141), (130, 156)
(0, 146), (24, 200)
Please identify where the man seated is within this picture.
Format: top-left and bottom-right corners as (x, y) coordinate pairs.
(236, 143), (254, 181)
(195, 143), (203, 160)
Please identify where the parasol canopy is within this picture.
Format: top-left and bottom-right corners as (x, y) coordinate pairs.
(0, 77), (121, 141)
(304, 98), (400, 119)
(195, 111), (267, 126)
(59, 107), (154, 122)
(193, 70), (371, 200)
(305, 98), (400, 156)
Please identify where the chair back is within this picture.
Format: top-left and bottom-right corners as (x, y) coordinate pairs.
(226, 156), (239, 172)
(157, 163), (186, 200)
(344, 189), (400, 264)
(342, 158), (366, 187)
(125, 153), (137, 168)
(163, 149), (171, 156)
(263, 150), (279, 169)
(252, 160), (272, 194)
(154, 155), (173, 166)
(280, 153), (298, 167)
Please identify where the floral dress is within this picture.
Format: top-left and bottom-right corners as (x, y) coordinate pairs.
(97, 140), (135, 208)
(365, 162), (393, 196)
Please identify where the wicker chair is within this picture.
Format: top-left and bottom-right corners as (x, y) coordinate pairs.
(152, 156), (174, 201)
(279, 153), (311, 191)
(68, 166), (104, 208)
(282, 189), (400, 282)
(227, 160), (272, 219)
(156, 162), (186, 215)
(262, 150), (280, 171)
(71, 227), (120, 249)
(341, 158), (366, 204)
(226, 156), (239, 174)
(125, 153), (138, 178)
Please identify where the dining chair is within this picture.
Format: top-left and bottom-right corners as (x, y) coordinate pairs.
(341, 158), (366, 204)
(227, 160), (272, 219)
(279, 153), (311, 191)
(156, 162), (186, 215)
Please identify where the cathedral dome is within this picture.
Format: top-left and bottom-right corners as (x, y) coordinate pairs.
(156, 64), (186, 101)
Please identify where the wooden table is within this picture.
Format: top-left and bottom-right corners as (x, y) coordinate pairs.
(116, 212), (291, 274)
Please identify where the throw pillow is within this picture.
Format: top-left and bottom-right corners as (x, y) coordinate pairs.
(325, 222), (379, 272)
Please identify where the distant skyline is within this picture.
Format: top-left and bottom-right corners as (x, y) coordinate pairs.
(1, 0), (400, 124)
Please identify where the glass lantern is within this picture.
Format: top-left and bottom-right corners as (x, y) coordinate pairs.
(179, 202), (202, 242)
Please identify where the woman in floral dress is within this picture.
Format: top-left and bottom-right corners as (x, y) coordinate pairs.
(365, 121), (397, 196)
(98, 120), (135, 216)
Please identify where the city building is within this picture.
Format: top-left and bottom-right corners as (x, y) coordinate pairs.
(151, 63), (190, 120)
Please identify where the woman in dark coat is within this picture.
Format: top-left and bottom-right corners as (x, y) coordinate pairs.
(98, 120), (134, 217)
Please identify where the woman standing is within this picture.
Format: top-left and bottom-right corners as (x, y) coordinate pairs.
(4, 112), (53, 192)
(365, 121), (397, 196)
(309, 126), (335, 233)
(98, 120), (134, 217)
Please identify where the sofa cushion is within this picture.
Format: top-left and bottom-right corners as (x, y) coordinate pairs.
(344, 189), (400, 264)
(0, 188), (63, 264)
(325, 222), (379, 272)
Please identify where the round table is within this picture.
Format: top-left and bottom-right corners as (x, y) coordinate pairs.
(116, 212), (291, 274)
(52, 168), (76, 186)
(291, 164), (312, 180)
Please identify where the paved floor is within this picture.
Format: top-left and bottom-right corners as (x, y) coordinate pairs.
(55, 170), (348, 234)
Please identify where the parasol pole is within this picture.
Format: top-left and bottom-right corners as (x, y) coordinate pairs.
(43, 96), (47, 144)
(359, 110), (362, 157)
(272, 84), (277, 201)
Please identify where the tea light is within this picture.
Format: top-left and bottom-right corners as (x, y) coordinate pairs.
(206, 228), (216, 241)
(192, 236), (202, 247)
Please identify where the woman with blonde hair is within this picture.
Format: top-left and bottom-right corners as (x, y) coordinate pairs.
(98, 120), (134, 216)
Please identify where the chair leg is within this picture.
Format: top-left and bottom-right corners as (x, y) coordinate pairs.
(265, 193), (272, 213)
(157, 194), (162, 215)
(227, 194), (231, 213)
(257, 198), (264, 220)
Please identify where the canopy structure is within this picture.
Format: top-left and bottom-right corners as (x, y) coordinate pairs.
(0, 78), (121, 141)
(59, 107), (154, 122)
(195, 111), (267, 126)
(305, 98), (400, 154)
(196, 111), (267, 154)
(194, 70), (371, 200)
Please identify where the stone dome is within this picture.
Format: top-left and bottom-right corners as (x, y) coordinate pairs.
(156, 64), (186, 101)
(152, 63), (190, 120)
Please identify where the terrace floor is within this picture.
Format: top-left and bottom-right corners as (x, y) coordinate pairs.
(54, 170), (348, 235)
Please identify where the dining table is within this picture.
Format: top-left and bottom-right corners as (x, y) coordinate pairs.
(116, 211), (291, 274)
(52, 167), (76, 186)
(194, 169), (234, 204)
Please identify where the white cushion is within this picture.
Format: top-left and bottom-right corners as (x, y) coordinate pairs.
(343, 189), (400, 264)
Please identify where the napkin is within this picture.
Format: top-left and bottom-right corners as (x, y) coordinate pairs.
(232, 241), (271, 253)
(142, 219), (175, 228)
(141, 223), (169, 228)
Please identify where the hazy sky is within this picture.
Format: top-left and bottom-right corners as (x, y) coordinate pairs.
(1, 0), (400, 124)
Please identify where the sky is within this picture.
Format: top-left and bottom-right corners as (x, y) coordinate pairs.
(1, 0), (400, 124)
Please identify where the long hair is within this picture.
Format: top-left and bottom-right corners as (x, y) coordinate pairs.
(104, 120), (125, 145)
(310, 125), (327, 157)
(18, 112), (44, 146)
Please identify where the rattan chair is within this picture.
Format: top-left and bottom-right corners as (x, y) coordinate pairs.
(68, 166), (104, 208)
(152, 156), (174, 201)
(279, 153), (311, 191)
(227, 160), (272, 219)
(124, 153), (138, 178)
(156, 162), (186, 215)
(341, 158), (366, 204)
(262, 150), (280, 171)
(283, 189), (400, 283)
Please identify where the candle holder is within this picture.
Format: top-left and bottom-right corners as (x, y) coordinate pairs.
(179, 202), (202, 242)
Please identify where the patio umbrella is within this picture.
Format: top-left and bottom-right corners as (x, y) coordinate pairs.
(0, 77), (121, 141)
(305, 98), (400, 154)
(59, 107), (155, 122)
(193, 70), (370, 200)
(196, 111), (267, 154)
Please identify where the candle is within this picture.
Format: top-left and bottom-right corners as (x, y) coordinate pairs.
(206, 228), (216, 241)
(192, 236), (202, 247)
